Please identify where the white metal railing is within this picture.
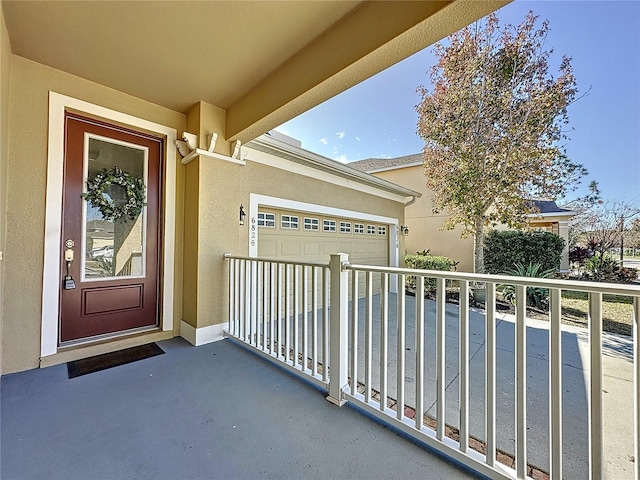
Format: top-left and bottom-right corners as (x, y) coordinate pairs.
(225, 253), (331, 388)
(225, 252), (640, 480)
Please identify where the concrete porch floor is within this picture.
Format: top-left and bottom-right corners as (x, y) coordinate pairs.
(1, 337), (480, 480)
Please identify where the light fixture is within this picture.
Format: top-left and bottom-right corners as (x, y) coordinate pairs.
(239, 204), (246, 225)
(400, 225), (409, 236)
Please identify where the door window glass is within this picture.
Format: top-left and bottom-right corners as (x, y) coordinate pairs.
(83, 135), (148, 280)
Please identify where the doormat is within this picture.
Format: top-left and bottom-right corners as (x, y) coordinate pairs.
(67, 343), (164, 379)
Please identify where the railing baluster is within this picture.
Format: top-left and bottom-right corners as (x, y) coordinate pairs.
(312, 266), (318, 376)
(277, 263), (283, 360)
(459, 279), (469, 452)
(285, 264), (291, 364)
(235, 259), (241, 336)
(416, 273), (425, 430)
(323, 267), (330, 383)
(270, 262), (276, 355)
(241, 259), (248, 341)
(397, 273), (406, 420)
(436, 277), (446, 440)
(228, 258), (234, 334)
(549, 287), (562, 479)
(263, 262), (269, 351)
(588, 292), (603, 479)
(250, 260), (256, 345)
(294, 264), (300, 368)
(303, 265), (309, 372)
(365, 271), (373, 403)
(257, 261), (262, 349)
(351, 270), (359, 396)
(635, 297), (640, 480)
(485, 282), (496, 467)
(515, 284), (527, 480)
(380, 273), (389, 412)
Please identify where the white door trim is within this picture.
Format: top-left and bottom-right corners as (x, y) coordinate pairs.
(41, 92), (177, 357)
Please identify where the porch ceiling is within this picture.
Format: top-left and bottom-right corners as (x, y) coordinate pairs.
(1, 0), (509, 143)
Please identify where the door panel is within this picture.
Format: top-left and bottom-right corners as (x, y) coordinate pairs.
(59, 114), (163, 343)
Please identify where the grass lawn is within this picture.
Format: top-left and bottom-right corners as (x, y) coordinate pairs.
(559, 290), (636, 336)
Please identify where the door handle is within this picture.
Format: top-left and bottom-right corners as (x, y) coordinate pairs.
(63, 239), (76, 290)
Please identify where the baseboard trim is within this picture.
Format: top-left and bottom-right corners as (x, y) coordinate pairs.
(180, 321), (226, 346)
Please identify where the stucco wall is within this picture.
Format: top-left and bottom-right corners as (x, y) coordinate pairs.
(372, 165), (475, 272)
(0, 5), (12, 376)
(3, 56), (186, 374)
(195, 155), (406, 329)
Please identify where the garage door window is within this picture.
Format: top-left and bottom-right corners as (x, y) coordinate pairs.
(304, 217), (319, 231)
(367, 225), (376, 235)
(323, 220), (337, 232)
(281, 215), (299, 229)
(378, 226), (387, 235)
(258, 212), (276, 227)
(354, 223), (364, 234)
(340, 222), (351, 233)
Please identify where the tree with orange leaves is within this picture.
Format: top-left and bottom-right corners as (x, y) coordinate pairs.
(416, 12), (586, 274)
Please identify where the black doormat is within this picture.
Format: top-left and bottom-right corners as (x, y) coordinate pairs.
(67, 343), (164, 379)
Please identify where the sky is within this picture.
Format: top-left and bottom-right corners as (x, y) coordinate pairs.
(276, 1), (640, 206)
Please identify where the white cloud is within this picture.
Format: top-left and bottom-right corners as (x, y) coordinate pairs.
(319, 137), (329, 145)
(336, 131), (346, 139)
(355, 136), (361, 142)
(335, 154), (348, 163)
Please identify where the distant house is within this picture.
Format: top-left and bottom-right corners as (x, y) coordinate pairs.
(349, 154), (576, 272)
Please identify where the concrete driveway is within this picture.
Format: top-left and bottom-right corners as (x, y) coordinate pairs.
(348, 293), (635, 479)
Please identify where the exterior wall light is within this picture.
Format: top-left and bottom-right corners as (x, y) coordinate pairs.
(400, 225), (409, 236)
(239, 204), (246, 225)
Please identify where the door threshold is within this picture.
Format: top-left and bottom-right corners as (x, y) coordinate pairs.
(41, 328), (174, 369)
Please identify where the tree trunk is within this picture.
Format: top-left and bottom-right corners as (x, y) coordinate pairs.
(474, 217), (485, 274)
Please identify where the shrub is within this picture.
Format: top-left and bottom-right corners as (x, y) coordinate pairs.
(569, 246), (593, 267)
(498, 262), (555, 309)
(405, 253), (454, 292)
(583, 254), (638, 283)
(484, 230), (565, 274)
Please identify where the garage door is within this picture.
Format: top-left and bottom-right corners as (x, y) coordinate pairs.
(257, 208), (389, 267)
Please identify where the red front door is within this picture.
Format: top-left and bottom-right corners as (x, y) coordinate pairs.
(59, 113), (163, 343)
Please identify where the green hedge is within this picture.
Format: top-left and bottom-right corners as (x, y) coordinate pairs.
(484, 230), (564, 274)
(405, 254), (454, 291)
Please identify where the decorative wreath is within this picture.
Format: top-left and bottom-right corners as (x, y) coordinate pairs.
(82, 166), (147, 222)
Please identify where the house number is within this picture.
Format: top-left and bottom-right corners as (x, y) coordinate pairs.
(250, 217), (257, 247)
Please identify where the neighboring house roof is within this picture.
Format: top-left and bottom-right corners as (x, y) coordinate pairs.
(348, 154), (423, 173)
(526, 199), (576, 218)
(246, 133), (422, 200)
(349, 153), (576, 219)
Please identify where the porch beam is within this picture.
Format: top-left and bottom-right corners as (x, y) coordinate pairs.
(225, 1), (511, 143)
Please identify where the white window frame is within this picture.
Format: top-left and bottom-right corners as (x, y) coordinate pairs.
(339, 221), (351, 234)
(323, 219), (337, 232)
(367, 225), (376, 235)
(281, 214), (299, 229)
(304, 217), (319, 231)
(354, 223), (365, 234)
(257, 212), (276, 228)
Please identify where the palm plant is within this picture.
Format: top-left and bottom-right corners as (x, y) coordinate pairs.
(498, 262), (556, 309)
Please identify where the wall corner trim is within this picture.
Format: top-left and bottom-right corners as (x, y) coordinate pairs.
(180, 321), (225, 346)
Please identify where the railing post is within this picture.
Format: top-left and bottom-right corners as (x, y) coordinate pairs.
(327, 253), (349, 406)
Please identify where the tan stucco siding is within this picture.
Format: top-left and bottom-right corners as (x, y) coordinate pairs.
(372, 165), (474, 272)
(0, 5), (11, 376)
(2, 56), (186, 374)
(195, 158), (405, 329)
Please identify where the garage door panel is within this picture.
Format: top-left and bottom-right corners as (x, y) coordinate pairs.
(280, 240), (300, 256)
(260, 239), (277, 257)
(303, 242), (321, 256)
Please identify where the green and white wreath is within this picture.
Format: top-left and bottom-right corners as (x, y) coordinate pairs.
(82, 166), (147, 222)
